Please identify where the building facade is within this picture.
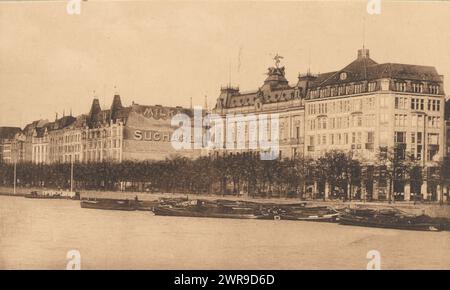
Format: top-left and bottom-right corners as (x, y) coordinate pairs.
(304, 49), (445, 201)
(12, 95), (201, 164)
(0, 127), (23, 164)
(83, 95), (201, 162)
(212, 48), (446, 201)
(445, 100), (450, 157)
(304, 49), (445, 162)
(213, 66), (305, 159)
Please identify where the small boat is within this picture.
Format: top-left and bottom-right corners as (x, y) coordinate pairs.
(153, 199), (271, 220)
(25, 190), (79, 200)
(278, 206), (340, 222)
(80, 199), (137, 211)
(338, 208), (444, 232)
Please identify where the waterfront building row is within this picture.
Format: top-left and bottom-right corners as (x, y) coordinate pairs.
(0, 95), (200, 164)
(1, 48), (449, 202)
(211, 48), (449, 201)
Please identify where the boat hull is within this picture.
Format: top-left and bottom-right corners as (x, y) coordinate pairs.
(153, 206), (270, 220)
(24, 194), (78, 200)
(280, 213), (339, 222)
(339, 215), (442, 232)
(80, 200), (136, 211)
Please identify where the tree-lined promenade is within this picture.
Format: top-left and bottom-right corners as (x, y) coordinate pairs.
(0, 149), (449, 203)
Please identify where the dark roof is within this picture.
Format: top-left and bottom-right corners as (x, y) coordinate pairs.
(0, 127), (21, 140)
(216, 66), (299, 109)
(34, 127), (47, 138)
(52, 116), (76, 130)
(23, 119), (49, 134)
(310, 49), (443, 88)
(110, 94), (123, 120)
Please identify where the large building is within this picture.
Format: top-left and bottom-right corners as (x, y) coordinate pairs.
(11, 94), (201, 164)
(84, 95), (201, 162)
(304, 48), (444, 161)
(212, 48), (446, 201)
(213, 65), (305, 159)
(0, 127), (23, 163)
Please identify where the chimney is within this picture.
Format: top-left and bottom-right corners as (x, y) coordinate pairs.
(357, 48), (370, 59)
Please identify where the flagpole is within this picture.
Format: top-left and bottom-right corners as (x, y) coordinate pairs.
(70, 156), (74, 192)
(13, 160), (16, 195)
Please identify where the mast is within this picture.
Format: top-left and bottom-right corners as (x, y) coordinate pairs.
(13, 160), (16, 195)
(70, 156), (74, 192)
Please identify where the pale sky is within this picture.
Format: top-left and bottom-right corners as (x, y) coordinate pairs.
(1, 0), (450, 127)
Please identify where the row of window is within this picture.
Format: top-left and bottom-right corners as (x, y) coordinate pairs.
(230, 90), (303, 107)
(309, 114), (376, 130)
(310, 81), (378, 98)
(394, 114), (441, 128)
(395, 82), (440, 94)
(394, 131), (439, 145)
(307, 97), (375, 115)
(86, 128), (121, 139)
(49, 144), (82, 154)
(50, 134), (81, 144)
(309, 131), (375, 147)
(85, 150), (121, 162)
(86, 139), (121, 150)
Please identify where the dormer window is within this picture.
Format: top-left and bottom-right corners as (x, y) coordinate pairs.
(330, 87), (336, 97)
(319, 88), (325, 98)
(368, 81), (377, 92)
(354, 83), (363, 94)
(345, 84), (353, 95)
(395, 81), (407, 92)
(412, 83), (423, 93)
(340, 72), (347, 80)
(429, 84), (439, 94)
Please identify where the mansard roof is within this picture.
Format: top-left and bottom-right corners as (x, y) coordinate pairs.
(309, 49), (443, 89)
(23, 119), (49, 134)
(215, 65), (299, 109)
(53, 116), (76, 130)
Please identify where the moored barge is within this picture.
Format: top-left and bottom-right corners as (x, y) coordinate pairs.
(338, 208), (444, 232)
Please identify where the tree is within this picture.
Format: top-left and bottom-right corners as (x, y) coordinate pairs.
(433, 157), (450, 205)
(375, 146), (415, 203)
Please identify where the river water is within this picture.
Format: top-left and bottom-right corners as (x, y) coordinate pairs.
(0, 196), (449, 269)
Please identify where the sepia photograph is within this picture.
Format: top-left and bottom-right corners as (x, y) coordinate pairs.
(0, 0), (449, 275)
